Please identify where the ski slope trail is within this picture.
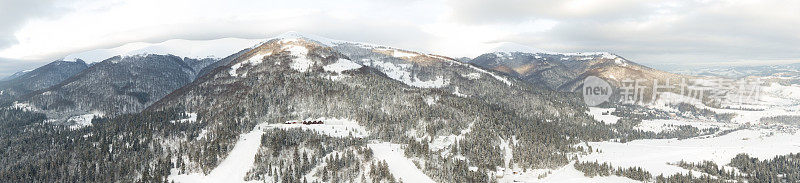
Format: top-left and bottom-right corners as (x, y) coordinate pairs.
(368, 142), (435, 183)
(170, 123), (269, 183)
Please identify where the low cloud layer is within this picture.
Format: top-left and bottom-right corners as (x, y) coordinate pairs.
(450, 0), (800, 64)
(0, 0), (798, 77)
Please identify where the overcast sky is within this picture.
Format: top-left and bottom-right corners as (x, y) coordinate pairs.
(1, 0), (799, 77)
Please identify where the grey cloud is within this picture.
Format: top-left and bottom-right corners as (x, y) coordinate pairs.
(0, 0), (70, 49)
(445, 0), (652, 24)
(1, 9), (436, 76)
(466, 0), (800, 65)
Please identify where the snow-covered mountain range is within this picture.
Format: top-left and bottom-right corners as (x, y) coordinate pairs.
(2, 31), (800, 183)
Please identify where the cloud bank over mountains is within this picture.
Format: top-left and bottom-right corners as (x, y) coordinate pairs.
(1, 0), (799, 77)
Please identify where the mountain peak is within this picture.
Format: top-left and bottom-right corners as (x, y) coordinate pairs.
(271, 31), (340, 46)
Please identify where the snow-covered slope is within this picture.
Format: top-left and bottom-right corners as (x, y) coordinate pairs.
(468, 42), (664, 91)
(64, 38), (264, 62)
(524, 162), (639, 183)
(368, 142), (436, 183)
(582, 128), (800, 176)
(170, 123), (270, 183)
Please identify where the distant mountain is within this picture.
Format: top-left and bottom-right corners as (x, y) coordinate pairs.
(64, 38), (264, 63)
(665, 63), (800, 84)
(0, 60), (88, 103)
(2, 69), (33, 81)
(20, 54), (216, 122)
(470, 50), (682, 90)
(6, 37), (261, 121)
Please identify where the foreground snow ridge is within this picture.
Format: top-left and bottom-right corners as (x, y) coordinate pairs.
(368, 142), (435, 183)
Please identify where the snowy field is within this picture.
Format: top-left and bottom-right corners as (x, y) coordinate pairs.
(571, 82), (800, 179)
(514, 82), (800, 182)
(581, 128), (800, 176)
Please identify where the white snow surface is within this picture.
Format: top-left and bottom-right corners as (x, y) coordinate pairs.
(272, 32), (517, 88)
(281, 45), (315, 72)
(450, 60), (513, 86)
(500, 138), (514, 170)
(273, 31), (341, 47)
(65, 38), (264, 62)
(463, 72), (482, 80)
(429, 122), (474, 152)
(586, 107), (621, 124)
(452, 86), (468, 97)
(648, 83), (800, 124)
(391, 50), (419, 58)
(515, 162), (638, 183)
(229, 52), (272, 77)
(484, 42), (622, 63)
(362, 60), (450, 88)
(169, 118), (368, 183)
(169, 123), (270, 183)
(581, 128), (800, 176)
(368, 142), (435, 183)
(323, 58), (362, 74)
(635, 119), (735, 133)
(272, 32), (513, 88)
(762, 83), (800, 101)
(196, 129), (208, 141)
(423, 95), (439, 106)
(67, 112), (103, 130)
(11, 102), (37, 111)
(170, 112), (197, 124)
